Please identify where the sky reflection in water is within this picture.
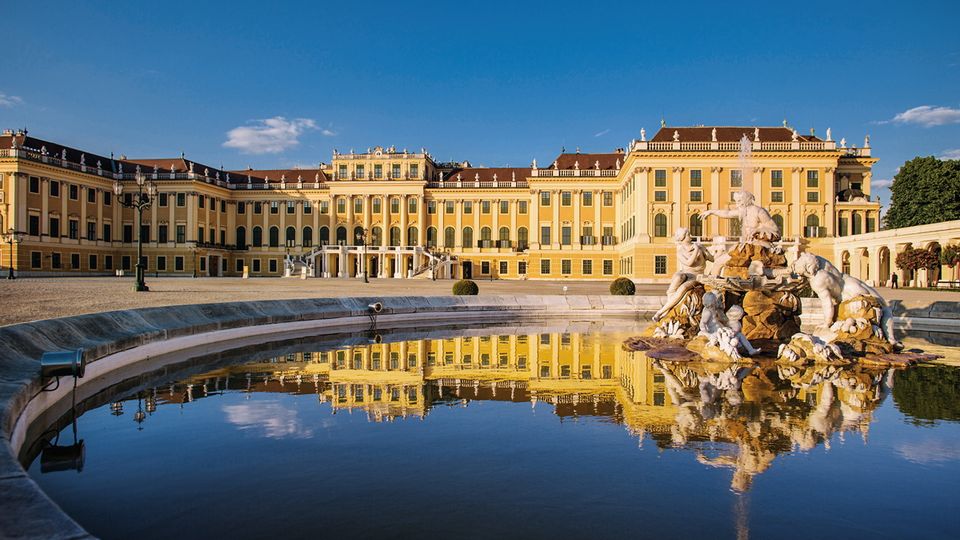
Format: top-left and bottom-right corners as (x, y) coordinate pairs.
(27, 325), (960, 540)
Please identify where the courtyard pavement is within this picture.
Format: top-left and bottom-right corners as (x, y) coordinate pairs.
(0, 276), (954, 327)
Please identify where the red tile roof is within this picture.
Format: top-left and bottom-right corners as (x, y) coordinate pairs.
(549, 152), (623, 170)
(651, 126), (822, 143)
(1, 133), (119, 172)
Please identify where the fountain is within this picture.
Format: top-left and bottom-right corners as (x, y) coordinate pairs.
(629, 135), (937, 369)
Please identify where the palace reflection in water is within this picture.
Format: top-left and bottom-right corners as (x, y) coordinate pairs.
(110, 329), (906, 493)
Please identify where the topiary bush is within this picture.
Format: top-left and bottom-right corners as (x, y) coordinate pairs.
(609, 277), (636, 295)
(453, 279), (479, 295)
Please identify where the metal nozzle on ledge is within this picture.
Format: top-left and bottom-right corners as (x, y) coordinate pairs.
(368, 302), (383, 314)
(40, 349), (86, 379)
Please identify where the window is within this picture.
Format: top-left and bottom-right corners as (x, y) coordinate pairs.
(29, 177), (40, 193)
(320, 201), (329, 214)
(374, 164), (382, 179)
(499, 261), (508, 275)
(690, 190), (702, 202)
(103, 192), (112, 206)
(540, 226), (551, 245)
(157, 256), (167, 271)
(518, 200), (528, 214)
(518, 261), (527, 275)
(602, 191), (613, 206)
(444, 227), (455, 248)
(197, 227), (204, 243)
(582, 191), (593, 206)
(445, 201), (455, 214)
(68, 184), (79, 200)
(254, 201), (263, 214)
(303, 201), (312, 214)
(561, 191), (572, 206)
(176, 193), (186, 207)
(540, 191), (551, 206)
(866, 217), (876, 233)
(852, 213), (863, 235)
(462, 227), (473, 248)
(236, 227), (246, 248)
(410, 164), (419, 178)
(655, 255), (667, 275)
(390, 198), (400, 213)
(654, 170), (667, 187)
(269, 259), (278, 273)
(463, 201), (473, 214)
(427, 200), (436, 214)
(654, 214), (667, 237)
(86, 254), (96, 270)
(28, 215), (40, 236)
(389, 227), (400, 246)
(771, 170), (783, 188)
(392, 164), (401, 179)
(338, 165), (347, 179)
(729, 217), (741, 237)
(481, 261), (490, 274)
(771, 191), (784, 203)
(356, 165), (365, 179)
(303, 227), (313, 248)
(51, 253), (62, 269)
(372, 198), (382, 214)
(87, 188), (97, 204)
(103, 255), (112, 270)
(561, 259), (571, 275)
(806, 192), (819, 203)
(270, 201), (279, 214)
(252, 259), (261, 272)
(561, 226), (571, 245)
(269, 227), (280, 247)
(806, 170), (819, 188)
(517, 227), (528, 250)
(285, 226), (296, 247)
(355, 198), (364, 214)
(50, 217), (61, 238)
(220, 200), (226, 213)
(71, 253), (80, 270)
(287, 201), (296, 214)
(426, 227), (437, 248)
(198, 195), (205, 209)
(772, 214), (784, 234)
(690, 214), (703, 238)
(731, 170), (742, 188)
(500, 200), (509, 214)
(654, 191), (667, 202)
(176, 225), (185, 243)
(103, 223), (112, 241)
(237, 201), (246, 215)
(31, 251), (41, 269)
(540, 259), (551, 275)
(408, 197), (417, 214)
(805, 214), (820, 237)
(236, 259), (244, 273)
(50, 180), (60, 197)
(582, 259), (593, 275)
(690, 169), (702, 187)
(157, 224), (167, 243)
(86, 222), (96, 241)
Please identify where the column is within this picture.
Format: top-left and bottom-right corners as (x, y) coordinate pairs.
(187, 193), (197, 241)
(824, 167), (836, 237)
(399, 196), (408, 246)
(868, 246), (880, 286)
(551, 191), (559, 249)
(509, 200), (517, 249)
(791, 167), (803, 236)
(530, 190), (540, 249)
(381, 196), (389, 248)
(671, 167), (682, 232)
(473, 199), (480, 249)
(594, 190), (602, 244)
(492, 198), (501, 248)
(709, 167), (721, 237)
(572, 192), (581, 248)
(417, 195), (426, 246)
(346, 195), (354, 245)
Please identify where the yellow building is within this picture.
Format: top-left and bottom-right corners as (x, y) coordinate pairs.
(0, 125), (880, 281)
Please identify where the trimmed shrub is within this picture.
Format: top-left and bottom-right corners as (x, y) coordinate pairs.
(609, 277), (636, 295)
(453, 279), (479, 295)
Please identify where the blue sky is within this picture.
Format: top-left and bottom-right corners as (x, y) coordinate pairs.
(2, 0), (959, 206)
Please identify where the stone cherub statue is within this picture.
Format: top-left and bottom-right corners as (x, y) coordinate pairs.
(702, 190), (781, 249)
(654, 227), (713, 322)
(791, 253), (900, 349)
(698, 292), (757, 360)
(726, 304), (761, 355)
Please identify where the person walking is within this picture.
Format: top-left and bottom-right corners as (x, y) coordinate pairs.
(891, 273), (899, 289)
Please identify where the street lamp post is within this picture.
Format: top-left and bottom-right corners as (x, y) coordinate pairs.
(356, 228), (369, 283)
(114, 170), (157, 292)
(3, 228), (24, 279)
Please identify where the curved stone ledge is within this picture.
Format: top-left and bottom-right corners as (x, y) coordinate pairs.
(0, 293), (948, 539)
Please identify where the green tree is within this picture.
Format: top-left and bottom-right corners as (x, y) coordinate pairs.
(884, 156), (960, 229)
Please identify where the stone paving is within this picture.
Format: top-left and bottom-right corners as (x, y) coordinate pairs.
(0, 276), (954, 327)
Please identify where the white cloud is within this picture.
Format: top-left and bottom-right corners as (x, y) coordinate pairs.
(594, 128), (611, 138)
(321, 128), (336, 136)
(223, 401), (314, 439)
(872, 178), (894, 189)
(940, 149), (960, 160)
(223, 116), (318, 154)
(0, 93), (23, 107)
(896, 439), (960, 465)
(886, 105), (960, 127)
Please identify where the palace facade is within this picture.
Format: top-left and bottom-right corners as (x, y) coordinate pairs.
(0, 124), (881, 281)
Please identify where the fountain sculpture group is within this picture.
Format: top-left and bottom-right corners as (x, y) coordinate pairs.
(630, 172), (927, 369)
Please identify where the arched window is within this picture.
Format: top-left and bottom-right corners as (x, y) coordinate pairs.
(444, 227), (455, 248)
(303, 227), (313, 248)
(269, 226), (280, 247)
(805, 214), (820, 237)
(729, 217), (742, 238)
(517, 227), (529, 250)
(236, 226), (247, 249)
(463, 227), (474, 248)
(841, 251), (851, 275)
(852, 213), (863, 235)
(285, 226), (296, 247)
(689, 214), (702, 238)
(252, 226), (263, 247)
(654, 214), (668, 237)
(389, 226), (401, 246)
(772, 214), (784, 235)
(481, 226), (492, 240)
(499, 227), (510, 241)
(371, 226), (383, 246)
(319, 226), (329, 245)
(407, 226), (418, 246)
(336, 226), (347, 245)
(354, 226), (365, 245)
(372, 197), (382, 214)
(426, 227), (437, 248)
